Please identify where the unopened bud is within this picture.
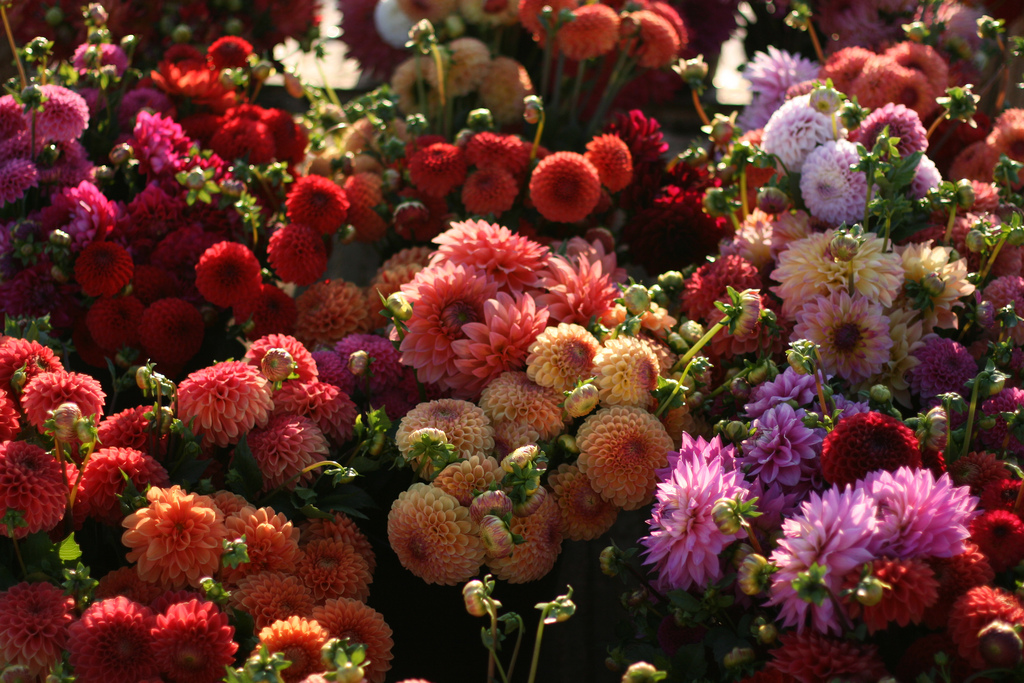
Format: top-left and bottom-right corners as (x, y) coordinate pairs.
(869, 384), (892, 404)
(723, 420), (748, 443)
(502, 445), (538, 473)
(462, 579), (489, 617)
(48, 229), (71, 248)
(283, 73), (304, 99)
(621, 662), (660, 683)
(523, 96), (543, 125)
(680, 56), (708, 81)
(921, 272), (946, 298)
(45, 6), (65, 26)
(513, 486), (546, 517)
(260, 347), (296, 382)
(221, 179), (245, 198)
(903, 20), (928, 42)
(171, 23), (192, 44)
(723, 646), (756, 669)
(966, 229), (987, 253)
(829, 232), (860, 261)
(978, 620), (1023, 669)
(756, 186), (790, 214)
(730, 376), (751, 400)
(347, 350), (369, 377)
(711, 498), (743, 535)
(707, 115), (734, 146)
(956, 179), (976, 209)
(557, 433), (579, 454)
(252, 61), (273, 82)
(52, 402), (82, 442)
(135, 365), (152, 390)
(621, 284), (650, 316)
(479, 514), (514, 558)
(757, 622), (778, 644)
(737, 553), (770, 595)
(469, 489), (513, 524)
(855, 576), (886, 607)
(109, 144), (131, 165)
(599, 545), (622, 577)
(657, 270), (684, 291)
(185, 170), (205, 190)
(565, 383), (600, 418)
(386, 292), (413, 321)
(678, 320), (704, 344)
(808, 86), (841, 115)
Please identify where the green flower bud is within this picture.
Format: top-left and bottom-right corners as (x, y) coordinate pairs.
(513, 486), (546, 517)
(565, 383), (600, 418)
(869, 384), (892, 404)
(723, 646), (755, 669)
(829, 232), (860, 262)
(599, 545), (622, 577)
(978, 620), (1023, 669)
(955, 179), (976, 209)
(678, 320), (704, 345)
(479, 514), (514, 558)
(347, 350), (369, 377)
(855, 576), (887, 607)
(622, 284), (651, 316)
(622, 662), (660, 683)
(386, 292), (413, 321)
(171, 23), (193, 44)
(756, 186), (790, 214)
(965, 229), (987, 253)
(712, 498), (743, 535)
(737, 553), (771, 595)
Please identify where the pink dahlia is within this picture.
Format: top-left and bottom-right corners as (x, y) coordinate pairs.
(35, 85), (90, 143)
(534, 254), (619, 326)
(737, 46), (820, 131)
(908, 337), (976, 400)
(177, 361), (274, 448)
(272, 380), (358, 445)
(244, 334), (319, 383)
(0, 581), (75, 677)
(849, 102), (928, 157)
(67, 597), (157, 683)
(448, 292), (549, 398)
(799, 140), (868, 225)
(429, 219), (549, 294)
(739, 403), (820, 487)
(247, 413), (329, 491)
(398, 262), (499, 390)
(642, 434), (748, 592)
(762, 95), (836, 172)
(20, 370), (106, 431)
(0, 158), (39, 205)
(793, 291), (893, 384)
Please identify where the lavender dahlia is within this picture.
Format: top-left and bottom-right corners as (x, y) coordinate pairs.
(739, 403), (821, 487)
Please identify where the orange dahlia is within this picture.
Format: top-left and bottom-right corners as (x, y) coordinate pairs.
(557, 4), (620, 61)
(395, 399), (495, 478)
(585, 134), (633, 192)
(477, 370), (567, 441)
(122, 485), (228, 589)
(529, 151), (601, 224)
(300, 512), (376, 573)
(592, 336), (659, 408)
(526, 323), (599, 391)
(387, 483), (485, 585)
(311, 598), (394, 683)
(294, 280), (373, 348)
(221, 506), (301, 584)
(535, 253), (619, 326)
(247, 413), (329, 491)
(369, 262), (424, 302)
(232, 571), (315, 630)
(0, 581), (75, 678)
(433, 455), (503, 506)
(479, 58), (534, 126)
(487, 491), (562, 583)
(465, 132), (532, 178)
(255, 616), (329, 683)
(576, 406), (673, 510)
(492, 420), (541, 459)
(208, 489), (253, 517)
(620, 10), (680, 69)
(177, 361), (274, 448)
(461, 167), (518, 216)
(548, 463), (618, 541)
(296, 538), (373, 603)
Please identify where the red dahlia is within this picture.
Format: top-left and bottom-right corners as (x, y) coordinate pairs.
(207, 36), (253, 70)
(233, 284), (298, 340)
(465, 132), (531, 178)
(461, 167), (518, 216)
(195, 241), (263, 308)
(209, 117), (275, 164)
(529, 151), (602, 224)
(97, 405), (158, 453)
(820, 411), (921, 486)
(970, 510), (1024, 572)
(843, 557), (938, 633)
(924, 543), (996, 629)
(0, 338), (63, 395)
(20, 370), (106, 431)
(78, 447), (170, 526)
(67, 597), (157, 683)
(0, 441), (67, 538)
(0, 388), (19, 442)
(85, 295), (144, 351)
(139, 298), (205, 371)
(980, 478), (1020, 512)
(267, 223), (327, 286)
(680, 254), (761, 323)
(132, 264), (179, 306)
(585, 134), (634, 192)
(948, 586), (1024, 668)
(950, 451), (1010, 495)
(152, 599), (238, 683)
(0, 581), (75, 677)
(408, 143), (468, 198)
(74, 241), (134, 298)
(286, 175), (351, 235)
(769, 631), (887, 683)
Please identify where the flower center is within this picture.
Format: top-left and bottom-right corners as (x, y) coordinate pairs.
(177, 644), (205, 670)
(439, 301), (478, 337)
(832, 322), (863, 353)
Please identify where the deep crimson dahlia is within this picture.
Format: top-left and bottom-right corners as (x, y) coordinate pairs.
(924, 543), (996, 629)
(194, 241), (262, 308)
(948, 586), (1024, 668)
(85, 295), (145, 352)
(285, 175), (350, 236)
(68, 597), (157, 683)
(78, 447), (170, 526)
(151, 599), (238, 683)
(267, 223), (327, 286)
(0, 581), (75, 677)
(408, 143), (468, 198)
(138, 298), (205, 371)
(207, 36), (253, 70)
(970, 510), (1024, 572)
(0, 441), (67, 538)
(820, 412), (922, 486)
(74, 241), (134, 297)
(769, 631), (887, 683)
(233, 284), (298, 340)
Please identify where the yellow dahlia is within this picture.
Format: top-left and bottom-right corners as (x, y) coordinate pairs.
(395, 399), (494, 478)
(311, 598), (394, 683)
(387, 483), (485, 585)
(232, 571), (315, 630)
(486, 492), (562, 583)
(221, 506), (301, 584)
(255, 616), (328, 683)
(433, 455), (503, 506)
(391, 56), (438, 115)
(576, 406), (673, 510)
(477, 371), (567, 441)
(122, 485), (228, 589)
(526, 323), (599, 392)
(851, 305), (928, 406)
(895, 241), (975, 331)
(592, 336), (659, 408)
(548, 464), (618, 541)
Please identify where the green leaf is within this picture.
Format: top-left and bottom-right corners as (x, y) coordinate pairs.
(57, 533), (82, 562)
(226, 436), (264, 499)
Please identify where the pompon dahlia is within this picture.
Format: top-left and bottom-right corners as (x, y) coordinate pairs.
(585, 134), (634, 192)
(268, 223), (328, 286)
(300, 512), (377, 573)
(408, 143), (468, 197)
(981, 478), (1020, 513)
(271, 380), (358, 445)
(286, 176), (350, 236)
(970, 510), (1024, 573)
(195, 241), (262, 308)
(139, 298), (205, 369)
(924, 543), (995, 629)
(951, 451), (1009, 496)
(0, 581), (74, 677)
(396, 399), (494, 477)
(769, 631), (887, 683)
(93, 566), (164, 605)
(296, 538), (372, 603)
(398, 262), (498, 389)
(222, 506), (301, 584)
(762, 95), (835, 172)
(430, 219), (549, 294)
(526, 323), (600, 392)
(333, 333), (404, 396)
(86, 295), (144, 351)
(799, 140), (868, 225)
(388, 483), (485, 585)
(35, 85), (90, 143)
(948, 586), (1024, 669)
(465, 132), (531, 177)
(294, 280), (373, 348)
(576, 406), (673, 510)
(0, 441), (67, 538)
(769, 485), (878, 634)
(20, 370), (105, 431)
(0, 388), (19, 442)
(122, 486), (228, 589)
(152, 599), (237, 683)
(208, 490), (253, 518)
(74, 241), (133, 297)
(477, 371), (567, 441)
(793, 291), (893, 385)
(843, 558), (938, 634)
(233, 283), (298, 340)
(78, 447), (170, 526)
(866, 466), (977, 559)
(529, 152), (602, 224)
(820, 412), (920, 486)
(549, 463), (618, 541)
(487, 492), (563, 583)
(737, 46), (820, 131)
(311, 350), (347, 389)
(492, 420), (541, 459)
(592, 336), (659, 409)
(557, 3), (620, 61)
(177, 361), (273, 448)
(980, 387), (1024, 456)
(909, 337), (976, 400)
(448, 292), (548, 398)
(255, 616), (329, 683)
(642, 435), (745, 591)
(232, 571), (315, 629)
(207, 36), (253, 69)
(0, 157), (39, 205)
(68, 597), (157, 683)
(245, 333), (318, 383)
(461, 167), (518, 216)
(535, 254), (619, 327)
(0, 338), (63, 395)
(311, 599), (393, 683)
(433, 455), (503, 507)
(849, 102), (928, 157)
(680, 255), (761, 324)
(620, 10), (680, 70)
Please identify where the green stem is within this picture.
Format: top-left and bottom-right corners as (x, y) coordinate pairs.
(505, 614), (525, 682)
(587, 55), (634, 138)
(943, 205), (957, 245)
(977, 232), (1008, 284)
(530, 109), (545, 162)
(9, 532), (26, 577)
(739, 170), (749, 220)
(526, 608), (549, 683)
(881, 214), (892, 253)
(862, 162), (873, 229)
(540, 24), (556, 99)
(550, 52), (566, 123)
(315, 59), (342, 108)
(679, 321), (725, 369)
(1, 5), (27, 89)
(961, 378), (981, 460)
(925, 113), (946, 141)
(568, 60), (588, 120)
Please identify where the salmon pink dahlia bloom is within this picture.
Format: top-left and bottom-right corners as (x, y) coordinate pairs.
(585, 134), (634, 192)
(433, 455), (503, 507)
(78, 447), (170, 526)
(311, 598), (394, 683)
(557, 3), (620, 61)
(576, 406), (673, 510)
(248, 412), (330, 492)
(67, 597), (157, 683)
(487, 492), (563, 583)
(294, 280), (373, 348)
(769, 631), (888, 683)
(0, 441), (67, 538)
(430, 219), (549, 294)
(535, 254), (619, 326)
(222, 506), (302, 584)
(20, 370), (106, 431)
(255, 616), (329, 683)
(549, 463), (618, 541)
(592, 336), (659, 408)
(529, 152), (601, 223)
(0, 388), (18, 442)
(271, 380), (358, 445)
(526, 323), (600, 392)
(300, 512), (376, 572)
(0, 581), (75, 677)
(152, 599), (238, 683)
(477, 371), (567, 441)
(843, 557), (939, 634)
(122, 485), (229, 589)
(297, 538), (373, 603)
(461, 167), (519, 216)
(388, 483), (485, 585)
(395, 399), (494, 477)
(177, 361), (274, 448)
(231, 571), (315, 629)
(244, 333), (319, 383)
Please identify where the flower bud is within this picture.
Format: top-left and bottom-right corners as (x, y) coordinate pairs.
(556, 435), (578, 456)
(903, 20), (929, 42)
(737, 553), (770, 595)
(185, 170), (205, 190)
(917, 406), (947, 452)
(621, 662), (660, 683)
(756, 186), (790, 214)
(869, 384), (892, 404)
(956, 179), (976, 209)
(470, 489), (513, 524)
(75, 419), (95, 447)
(221, 179), (245, 198)
(712, 498), (743, 535)
(978, 620), (1023, 669)
(723, 646), (755, 669)
(756, 622), (778, 644)
(284, 73), (304, 98)
(502, 445), (538, 473)
(466, 108), (494, 132)
(657, 270), (684, 292)
(45, 6), (65, 26)
(599, 545), (622, 577)
(47, 229), (71, 248)
(855, 576), (886, 606)
(829, 232), (860, 262)
(723, 420), (748, 443)
(621, 284), (651, 317)
(260, 347), (296, 382)
(729, 376), (751, 400)
(565, 383), (600, 418)
(965, 229), (987, 253)
(347, 350), (369, 377)
(171, 23), (192, 43)
(135, 365), (152, 390)
(921, 272), (946, 298)
(513, 486), (547, 517)
(984, 374), (1006, 397)
(786, 350), (815, 375)
(52, 402), (82, 442)
(678, 320), (704, 344)
(809, 86), (841, 115)
(462, 579), (489, 617)
(109, 144), (132, 165)
(730, 289), (761, 338)
(386, 292), (413, 321)
(479, 514), (514, 558)
(523, 96), (543, 125)
(680, 56), (708, 81)
(252, 61), (274, 82)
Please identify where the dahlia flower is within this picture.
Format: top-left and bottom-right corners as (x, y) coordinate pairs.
(477, 371), (566, 441)
(739, 403), (820, 487)
(799, 140), (867, 225)
(0, 581), (74, 677)
(177, 361), (274, 448)
(429, 219), (549, 294)
(67, 597), (157, 683)
(526, 323), (600, 392)
(487, 492), (563, 583)
(737, 47), (820, 131)
(311, 598), (394, 683)
(793, 291), (893, 384)
(762, 95), (836, 172)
